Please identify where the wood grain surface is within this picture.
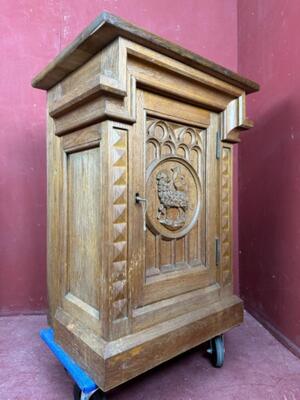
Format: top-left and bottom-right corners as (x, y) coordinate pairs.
(34, 15), (258, 392)
(32, 12), (259, 94)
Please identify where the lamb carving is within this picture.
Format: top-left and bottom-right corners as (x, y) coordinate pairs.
(156, 166), (189, 230)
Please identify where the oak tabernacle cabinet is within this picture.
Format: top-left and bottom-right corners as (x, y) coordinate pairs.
(32, 12), (259, 395)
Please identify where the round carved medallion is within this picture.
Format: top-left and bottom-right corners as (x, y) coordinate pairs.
(146, 156), (201, 239)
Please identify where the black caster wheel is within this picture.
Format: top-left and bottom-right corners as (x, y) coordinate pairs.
(73, 383), (108, 400)
(208, 335), (225, 368)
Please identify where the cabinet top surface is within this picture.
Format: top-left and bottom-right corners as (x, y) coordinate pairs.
(32, 11), (259, 93)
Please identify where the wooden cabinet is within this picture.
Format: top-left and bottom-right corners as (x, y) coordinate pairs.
(32, 12), (259, 392)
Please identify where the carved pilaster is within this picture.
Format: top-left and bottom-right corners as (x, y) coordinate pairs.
(110, 128), (128, 322)
(220, 146), (232, 287)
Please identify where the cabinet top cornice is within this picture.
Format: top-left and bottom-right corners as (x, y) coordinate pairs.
(32, 11), (259, 93)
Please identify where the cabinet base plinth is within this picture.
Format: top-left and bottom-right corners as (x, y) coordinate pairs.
(54, 295), (243, 392)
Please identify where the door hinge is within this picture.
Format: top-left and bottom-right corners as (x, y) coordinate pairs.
(216, 130), (221, 160)
(215, 238), (221, 266)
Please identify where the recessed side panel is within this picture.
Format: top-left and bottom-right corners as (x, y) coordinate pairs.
(66, 147), (101, 318)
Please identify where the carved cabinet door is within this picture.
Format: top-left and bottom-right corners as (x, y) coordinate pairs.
(130, 90), (221, 311)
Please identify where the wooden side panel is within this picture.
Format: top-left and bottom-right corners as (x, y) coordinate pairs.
(52, 125), (103, 332)
(67, 148), (101, 311)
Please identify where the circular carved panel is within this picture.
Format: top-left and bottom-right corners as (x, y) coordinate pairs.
(146, 156), (201, 239)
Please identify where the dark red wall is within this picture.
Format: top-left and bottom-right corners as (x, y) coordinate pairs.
(0, 0), (238, 314)
(238, 1), (300, 351)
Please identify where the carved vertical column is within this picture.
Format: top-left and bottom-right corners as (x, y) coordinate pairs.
(101, 122), (129, 340)
(220, 146), (232, 289)
(110, 128), (128, 321)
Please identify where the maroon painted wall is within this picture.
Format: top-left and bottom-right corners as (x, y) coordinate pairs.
(238, 1), (300, 351)
(0, 1), (238, 314)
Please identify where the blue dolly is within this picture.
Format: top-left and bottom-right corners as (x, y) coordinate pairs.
(40, 328), (107, 400)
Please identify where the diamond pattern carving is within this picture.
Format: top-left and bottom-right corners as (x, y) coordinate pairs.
(221, 147), (231, 286)
(111, 129), (128, 321)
